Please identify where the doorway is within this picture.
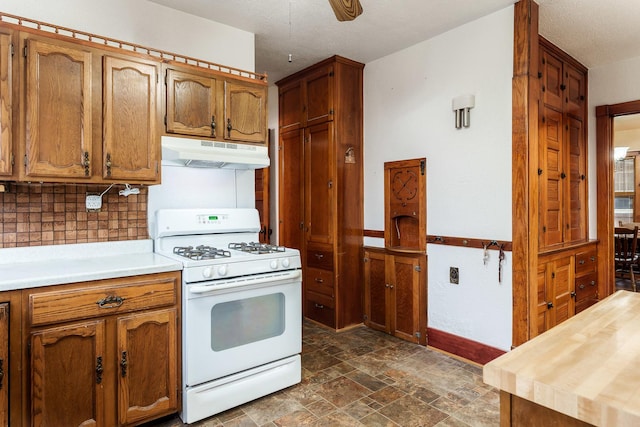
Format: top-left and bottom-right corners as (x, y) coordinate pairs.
(596, 100), (640, 297)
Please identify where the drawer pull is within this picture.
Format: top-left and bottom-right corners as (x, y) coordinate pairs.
(579, 284), (585, 289)
(314, 278), (324, 283)
(96, 295), (125, 309)
(579, 259), (585, 265)
(590, 256), (596, 262)
(96, 356), (103, 384)
(314, 253), (324, 259)
(314, 303), (325, 309)
(120, 351), (128, 377)
(590, 281), (596, 286)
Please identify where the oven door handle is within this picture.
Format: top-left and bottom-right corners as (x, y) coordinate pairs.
(188, 269), (301, 294)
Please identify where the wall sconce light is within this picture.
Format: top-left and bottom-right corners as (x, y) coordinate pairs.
(452, 94), (475, 129)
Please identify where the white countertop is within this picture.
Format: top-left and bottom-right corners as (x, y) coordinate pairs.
(0, 240), (182, 292)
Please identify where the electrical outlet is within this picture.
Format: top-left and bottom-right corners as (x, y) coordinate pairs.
(449, 267), (459, 284)
(86, 193), (102, 211)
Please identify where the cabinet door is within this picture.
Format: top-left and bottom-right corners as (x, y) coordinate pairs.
(566, 115), (587, 242)
(166, 68), (217, 137)
(278, 128), (304, 250)
(536, 261), (552, 336)
(31, 320), (106, 427)
(0, 32), (12, 177)
(304, 64), (333, 126)
(223, 79), (266, 144)
(278, 79), (302, 131)
(0, 303), (7, 426)
(539, 106), (565, 248)
(363, 250), (387, 333)
(564, 62), (586, 119)
(305, 122), (334, 245)
(24, 38), (93, 179)
(540, 49), (563, 111)
(389, 254), (423, 344)
(549, 255), (574, 325)
(117, 308), (177, 425)
(103, 55), (159, 182)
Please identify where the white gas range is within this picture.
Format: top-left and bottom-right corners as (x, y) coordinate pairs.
(152, 208), (302, 424)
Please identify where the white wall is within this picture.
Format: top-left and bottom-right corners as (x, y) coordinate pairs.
(587, 55), (640, 236)
(364, 6), (514, 351)
(1, 0), (254, 72)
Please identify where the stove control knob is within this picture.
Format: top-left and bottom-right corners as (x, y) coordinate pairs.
(282, 258), (291, 268)
(270, 259), (279, 269)
(203, 267), (213, 279)
(218, 265), (228, 277)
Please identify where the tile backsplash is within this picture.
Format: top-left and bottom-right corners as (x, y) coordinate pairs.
(0, 183), (148, 248)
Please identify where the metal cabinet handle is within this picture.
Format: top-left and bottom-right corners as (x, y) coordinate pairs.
(579, 259), (585, 265)
(83, 152), (90, 176)
(570, 291), (576, 298)
(227, 118), (232, 137)
(120, 351), (128, 377)
(96, 295), (125, 309)
(96, 356), (103, 384)
(547, 302), (554, 309)
(590, 280), (596, 286)
(314, 303), (324, 309)
(579, 284), (586, 289)
(314, 278), (324, 283)
(105, 153), (112, 177)
(315, 253), (324, 259)
(211, 115), (216, 137)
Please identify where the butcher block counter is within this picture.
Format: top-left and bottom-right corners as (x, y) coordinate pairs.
(483, 291), (640, 426)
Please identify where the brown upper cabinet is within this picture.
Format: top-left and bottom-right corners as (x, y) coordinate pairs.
(0, 30), (13, 177)
(538, 37), (588, 250)
(165, 66), (267, 145)
(17, 33), (162, 184)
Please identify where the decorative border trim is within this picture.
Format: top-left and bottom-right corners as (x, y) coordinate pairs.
(427, 327), (506, 365)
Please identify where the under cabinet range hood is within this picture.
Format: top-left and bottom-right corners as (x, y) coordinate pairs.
(161, 136), (270, 169)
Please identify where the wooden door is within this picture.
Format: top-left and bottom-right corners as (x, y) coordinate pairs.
(166, 68), (217, 137)
(390, 254), (423, 344)
(24, 38), (93, 179)
(304, 122), (334, 245)
(278, 128), (304, 249)
(0, 32), (12, 177)
(103, 55), (159, 182)
(304, 64), (333, 126)
(223, 80), (266, 144)
(363, 249), (388, 333)
(0, 303), (7, 426)
(31, 320), (106, 427)
(117, 308), (177, 425)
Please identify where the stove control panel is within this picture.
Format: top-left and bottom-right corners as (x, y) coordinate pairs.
(197, 214), (229, 225)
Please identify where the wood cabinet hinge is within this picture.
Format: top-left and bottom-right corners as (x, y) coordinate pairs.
(415, 332), (421, 338)
(23, 154), (27, 167)
(329, 71), (334, 77)
(10, 153), (14, 166)
(10, 42), (14, 57)
(164, 115), (167, 126)
(23, 45), (27, 58)
(420, 160), (425, 175)
(363, 257), (369, 263)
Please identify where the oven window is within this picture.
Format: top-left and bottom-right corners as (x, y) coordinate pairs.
(210, 293), (286, 351)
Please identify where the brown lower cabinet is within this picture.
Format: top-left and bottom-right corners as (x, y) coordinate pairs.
(0, 302), (8, 426)
(16, 271), (181, 427)
(364, 248), (427, 345)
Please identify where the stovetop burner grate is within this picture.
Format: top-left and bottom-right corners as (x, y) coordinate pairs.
(228, 242), (286, 255)
(173, 245), (231, 260)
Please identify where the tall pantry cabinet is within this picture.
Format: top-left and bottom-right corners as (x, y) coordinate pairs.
(276, 56), (364, 330)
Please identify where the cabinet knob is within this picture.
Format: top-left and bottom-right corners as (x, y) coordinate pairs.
(579, 284), (585, 289)
(314, 278), (324, 283)
(314, 303), (325, 309)
(547, 301), (554, 309)
(315, 253), (324, 259)
(570, 291), (576, 298)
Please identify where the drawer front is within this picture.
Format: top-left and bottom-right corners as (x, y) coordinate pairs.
(575, 298), (598, 314)
(306, 247), (334, 270)
(30, 273), (179, 326)
(575, 272), (598, 301)
(304, 267), (335, 297)
(305, 290), (335, 328)
(575, 249), (597, 275)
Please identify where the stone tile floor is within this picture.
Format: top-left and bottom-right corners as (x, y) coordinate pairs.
(151, 321), (500, 427)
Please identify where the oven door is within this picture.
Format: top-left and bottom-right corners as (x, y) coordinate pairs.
(183, 269), (302, 387)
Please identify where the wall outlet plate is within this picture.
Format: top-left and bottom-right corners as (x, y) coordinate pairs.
(86, 193), (102, 211)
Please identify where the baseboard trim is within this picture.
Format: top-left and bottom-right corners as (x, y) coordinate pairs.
(427, 327), (506, 365)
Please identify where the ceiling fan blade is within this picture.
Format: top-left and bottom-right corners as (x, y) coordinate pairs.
(328, 0), (363, 21)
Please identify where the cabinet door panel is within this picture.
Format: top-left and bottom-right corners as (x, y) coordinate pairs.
(304, 65), (333, 126)
(31, 320), (105, 427)
(224, 80), (266, 144)
(305, 122), (334, 244)
(25, 38), (93, 179)
(541, 50), (563, 111)
(278, 129), (304, 251)
(0, 303), (7, 426)
(166, 68), (217, 137)
(566, 116), (586, 242)
(536, 262), (551, 336)
(391, 255), (421, 343)
(551, 256), (574, 325)
(539, 107), (564, 247)
(117, 308), (177, 425)
(0, 32), (12, 177)
(364, 250), (387, 333)
(278, 79), (302, 131)
(103, 55), (159, 182)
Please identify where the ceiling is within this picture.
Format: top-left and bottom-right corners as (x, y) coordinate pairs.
(148, 0), (640, 84)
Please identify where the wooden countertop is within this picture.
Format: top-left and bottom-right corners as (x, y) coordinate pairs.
(483, 290), (640, 426)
